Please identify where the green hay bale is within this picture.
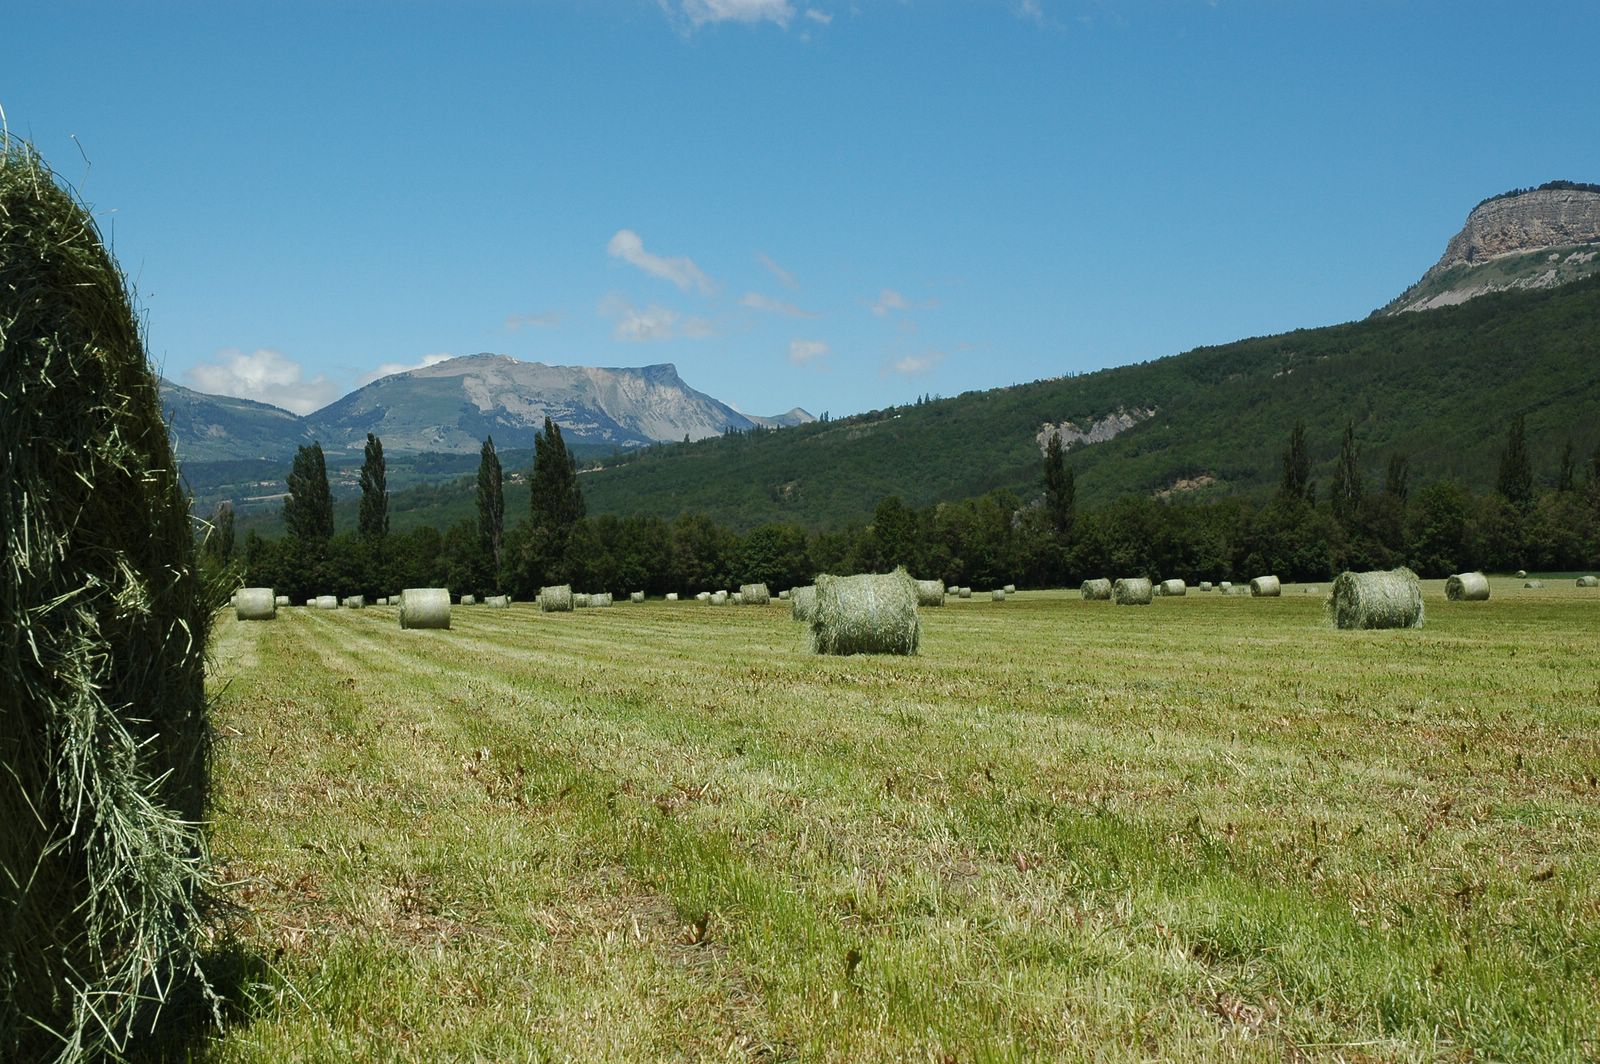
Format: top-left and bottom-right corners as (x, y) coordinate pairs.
(1445, 573), (1490, 601)
(790, 585), (817, 621)
(235, 588), (277, 621)
(1, 140), (219, 1059)
(809, 568), (920, 656)
(1328, 568), (1424, 630)
(398, 588), (451, 630)
(740, 582), (771, 605)
(1158, 579), (1186, 597)
(1249, 575), (1281, 597)
(1577, 575), (1598, 588)
(539, 585), (573, 612)
(1081, 578), (1112, 600)
(1113, 577), (1154, 605)
(915, 579), (945, 607)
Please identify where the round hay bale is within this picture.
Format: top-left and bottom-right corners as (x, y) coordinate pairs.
(1158, 579), (1186, 597)
(593, 592), (614, 607)
(236, 587), (277, 620)
(1328, 568), (1423, 630)
(1445, 573), (1490, 601)
(315, 594), (338, 610)
(712, 590), (728, 605)
(991, 589), (1006, 602)
(790, 585), (817, 621)
(695, 591), (710, 602)
(630, 590), (644, 603)
(459, 594), (476, 606)
(1003, 583), (1017, 594)
(574, 593), (592, 608)
(809, 567), (921, 656)
(303, 598), (315, 607)
(375, 597), (389, 606)
(1523, 580), (1543, 589)
(915, 579), (946, 606)
(398, 587), (451, 630)
(343, 595), (365, 609)
(1576, 575), (1598, 588)
(666, 592), (680, 601)
(1, 140), (222, 1057)
(1249, 575), (1282, 597)
(778, 589), (790, 600)
(1218, 581), (1233, 591)
(1081, 578), (1112, 600)
(958, 586), (972, 599)
(539, 585), (574, 612)
(486, 595), (511, 608)
(274, 594), (290, 607)
(1113, 577), (1154, 605)
(1198, 581), (1213, 591)
(739, 582), (771, 605)
(732, 592), (745, 605)
(1515, 569), (1527, 579)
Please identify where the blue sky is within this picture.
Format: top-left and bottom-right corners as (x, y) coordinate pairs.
(8, 1), (1599, 419)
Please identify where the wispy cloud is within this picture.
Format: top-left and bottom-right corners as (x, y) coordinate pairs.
(600, 295), (715, 342)
(505, 311), (561, 331)
(788, 339), (830, 366)
(675, 0), (796, 28)
(741, 291), (817, 318)
(756, 252), (798, 289)
(1016, 0), (1046, 25)
(883, 348), (946, 377)
(356, 353), (454, 386)
(607, 229), (716, 295)
(804, 8), (832, 24)
(869, 287), (937, 317)
(185, 347), (341, 415)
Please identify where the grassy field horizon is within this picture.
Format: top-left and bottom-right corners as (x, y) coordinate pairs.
(205, 580), (1599, 1061)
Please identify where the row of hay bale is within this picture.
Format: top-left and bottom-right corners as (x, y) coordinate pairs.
(1081, 575), (1282, 601)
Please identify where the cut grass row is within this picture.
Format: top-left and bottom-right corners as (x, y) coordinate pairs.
(205, 582), (1600, 1061)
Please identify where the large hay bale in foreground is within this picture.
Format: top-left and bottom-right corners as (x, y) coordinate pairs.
(236, 587), (277, 620)
(1, 141), (218, 1059)
(739, 582), (771, 605)
(791, 585), (817, 621)
(1250, 575), (1282, 597)
(809, 568), (921, 656)
(1081, 578), (1112, 600)
(1158, 579), (1186, 597)
(1328, 568), (1423, 630)
(915, 579), (945, 606)
(1577, 575), (1599, 588)
(1113, 577), (1153, 605)
(1445, 573), (1490, 601)
(539, 585), (574, 612)
(398, 588), (451, 629)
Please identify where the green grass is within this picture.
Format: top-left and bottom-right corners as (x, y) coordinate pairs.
(204, 579), (1600, 1061)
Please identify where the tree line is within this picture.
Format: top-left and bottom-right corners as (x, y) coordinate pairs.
(208, 414), (1600, 601)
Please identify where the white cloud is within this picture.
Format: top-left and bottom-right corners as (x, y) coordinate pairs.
(788, 339), (830, 366)
(756, 252), (798, 289)
(601, 295), (715, 342)
(870, 288), (909, 317)
(1016, 0), (1045, 25)
(185, 348), (341, 415)
(607, 228), (716, 294)
(805, 8), (832, 24)
(355, 353), (453, 387)
(741, 291), (817, 318)
(505, 311), (561, 331)
(678, 0), (795, 28)
(884, 349), (946, 377)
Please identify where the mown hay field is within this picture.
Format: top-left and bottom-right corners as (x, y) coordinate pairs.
(207, 579), (1599, 1061)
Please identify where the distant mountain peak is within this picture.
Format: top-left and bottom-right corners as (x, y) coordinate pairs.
(1381, 182), (1600, 315)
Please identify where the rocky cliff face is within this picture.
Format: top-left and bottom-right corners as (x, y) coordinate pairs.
(1381, 184), (1600, 315)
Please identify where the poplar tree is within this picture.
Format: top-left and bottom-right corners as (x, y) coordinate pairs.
(477, 435), (505, 575)
(284, 442), (333, 543)
(1329, 420), (1363, 524)
(1043, 433), (1076, 537)
(1496, 414), (1533, 507)
(358, 432), (388, 539)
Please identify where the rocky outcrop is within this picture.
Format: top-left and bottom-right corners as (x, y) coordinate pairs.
(1036, 407), (1154, 454)
(1381, 184), (1600, 315)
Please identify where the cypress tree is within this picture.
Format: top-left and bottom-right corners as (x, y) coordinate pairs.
(284, 442), (334, 543)
(1042, 433), (1075, 537)
(477, 435), (505, 575)
(358, 433), (388, 539)
(1496, 414), (1533, 507)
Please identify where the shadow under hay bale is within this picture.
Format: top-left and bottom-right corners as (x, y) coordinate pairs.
(1328, 568), (1423, 630)
(809, 568), (920, 656)
(1113, 577), (1153, 605)
(2, 139), (219, 1060)
(539, 585), (573, 612)
(1081, 578), (1112, 600)
(399, 588), (452, 629)
(1445, 573), (1490, 601)
(235, 587), (277, 621)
